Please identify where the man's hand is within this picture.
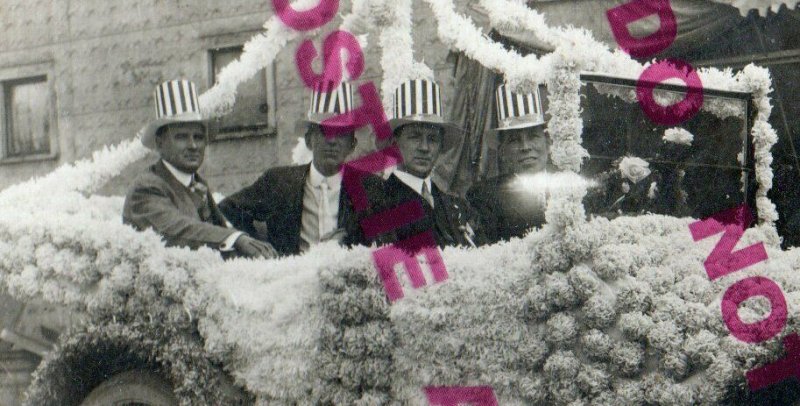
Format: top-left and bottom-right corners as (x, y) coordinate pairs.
(320, 228), (348, 244)
(234, 235), (279, 259)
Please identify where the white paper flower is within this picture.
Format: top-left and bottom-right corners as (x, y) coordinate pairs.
(618, 157), (651, 184)
(647, 181), (658, 199)
(662, 128), (694, 146)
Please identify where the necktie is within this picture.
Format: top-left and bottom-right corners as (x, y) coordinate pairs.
(189, 178), (211, 220)
(421, 181), (434, 208)
(318, 182), (329, 241)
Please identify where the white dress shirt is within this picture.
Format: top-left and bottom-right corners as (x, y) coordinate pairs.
(300, 163), (343, 250)
(162, 160), (242, 251)
(394, 169), (434, 207)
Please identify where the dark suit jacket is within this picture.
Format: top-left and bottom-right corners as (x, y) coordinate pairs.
(467, 174), (546, 244)
(123, 161), (234, 250)
(218, 164), (388, 256)
(381, 174), (485, 248)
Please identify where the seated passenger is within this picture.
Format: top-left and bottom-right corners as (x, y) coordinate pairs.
(219, 82), (387, 256)
(467, 84), (550, 244)
(382, 79), (484, 248)
(123, 80), (277, 259)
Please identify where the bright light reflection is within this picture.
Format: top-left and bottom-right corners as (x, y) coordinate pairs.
(509, 171), (597, 203)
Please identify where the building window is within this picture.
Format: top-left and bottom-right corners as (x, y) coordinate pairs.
(208, 46), (276, 140)
(2, 76), (52, 158)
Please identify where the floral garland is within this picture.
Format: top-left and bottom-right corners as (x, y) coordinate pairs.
(588, 81), (747, 121)
(0, 139), (147, 211)
(6, 203), (800, 404)
(433, 0), (779, 230)
(377, 0), (434, 115)
(710, 0), (798, 16)
(545, 65), (588, 174)
(0, 0), (790, 404)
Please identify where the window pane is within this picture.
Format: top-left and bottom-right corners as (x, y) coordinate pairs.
(211, 47), (269, 134)
(6, 78), (50, 157)
(579, 77), (753, 220)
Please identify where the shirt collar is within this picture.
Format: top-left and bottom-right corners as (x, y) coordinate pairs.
(308, 162), (342, 190)
(394, 169), (432, 196)
(162, 159), (194, 187)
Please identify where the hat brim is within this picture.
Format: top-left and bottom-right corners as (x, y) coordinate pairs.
(388, 116), (463, 152)
(294, 119), (358, 135)
(488, 121), (546, 136)
(140, 112), (205, 150)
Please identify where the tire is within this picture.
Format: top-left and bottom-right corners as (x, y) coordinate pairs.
(79, 370), (178, 406)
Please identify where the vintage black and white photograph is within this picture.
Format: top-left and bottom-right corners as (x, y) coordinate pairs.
(1, 0), (800, 405)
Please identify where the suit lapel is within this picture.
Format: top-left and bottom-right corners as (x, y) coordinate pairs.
(337, 187), (350, 228)
(194, 172), (227, 227)
(431, 184), (458, 245)
(153, 161), (198, 220)
(284, 164), (309, 252)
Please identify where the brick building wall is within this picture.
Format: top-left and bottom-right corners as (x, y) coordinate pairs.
(0, 0), (474, 403)
(0, 0), (474, 195)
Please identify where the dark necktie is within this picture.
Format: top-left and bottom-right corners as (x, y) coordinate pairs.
(189, 178), (211, 221)
(421, 181), (434, 208)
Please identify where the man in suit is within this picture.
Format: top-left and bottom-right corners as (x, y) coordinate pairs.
(381, 79), (484, 248)
(467, 84), (551, 244)
(219, 82), (387, 256)
(123, 79), (277, 258)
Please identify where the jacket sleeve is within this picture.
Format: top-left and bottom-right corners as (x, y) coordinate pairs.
(341, 174), (396, 248)
(466, 187), (498, 246)
(218, 172), (272, 238)
(124, 184), (235, 249)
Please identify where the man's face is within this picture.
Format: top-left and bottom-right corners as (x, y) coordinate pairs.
(305, 124), (356, 175)
(394, 123), (444, 178)
(156, 122), (207, 173)
(498, 126), (549, 175)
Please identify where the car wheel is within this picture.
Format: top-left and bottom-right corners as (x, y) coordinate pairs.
(79, 369), (177, 406)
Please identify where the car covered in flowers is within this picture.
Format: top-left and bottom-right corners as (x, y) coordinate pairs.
(1, 0), (799, 405)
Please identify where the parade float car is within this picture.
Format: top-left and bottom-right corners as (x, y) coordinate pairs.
(0, 69), (798, 406)
(2, 1), (800, 405)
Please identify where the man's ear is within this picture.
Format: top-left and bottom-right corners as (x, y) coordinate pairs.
(304, 128), (314, 150)
(154, 130), (164, 149)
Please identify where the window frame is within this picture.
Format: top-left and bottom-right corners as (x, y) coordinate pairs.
(0, 62), (58, 165)
(205, 43), (278, 142)
(577, 72), (756, 220)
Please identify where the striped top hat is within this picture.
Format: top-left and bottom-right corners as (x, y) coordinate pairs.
(140, 80), (205, 149)
(388, 79), (462, 152)
(298, 81), (355, 133)
(491, 84), (545, 135)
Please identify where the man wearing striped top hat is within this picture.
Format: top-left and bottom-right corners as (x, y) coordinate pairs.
(380, 79), (485, 248)
(466, 84), (551, 244)
(123, 80), (278, 258)
(219, 81), (388, 255)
